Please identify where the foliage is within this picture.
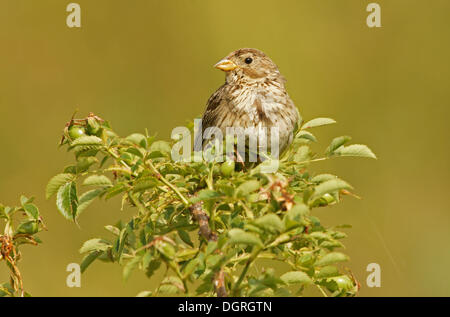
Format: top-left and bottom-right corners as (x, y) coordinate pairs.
(47, 112), (376, 297)
(0, 196), (46, 297)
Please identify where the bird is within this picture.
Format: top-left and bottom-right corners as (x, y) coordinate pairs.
(196, 48), (301, 163)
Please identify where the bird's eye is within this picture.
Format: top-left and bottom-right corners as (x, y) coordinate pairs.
(245, 57), (253, 64)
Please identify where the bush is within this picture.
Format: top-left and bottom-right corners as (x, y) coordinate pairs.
(44, 112), (375, 297)
(0, 196), (46, 297)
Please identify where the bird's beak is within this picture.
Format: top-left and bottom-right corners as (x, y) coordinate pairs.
(214, 59), (238, 72)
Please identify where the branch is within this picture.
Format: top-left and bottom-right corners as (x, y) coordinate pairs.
(189, 202), (217, 242)
(189, 202), (228, 297)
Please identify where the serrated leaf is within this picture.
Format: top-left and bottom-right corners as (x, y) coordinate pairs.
(105, 183), (128, 200)
(155, 241), (176, 259)
(83, 175), (112, 187)
(70, 135), (103, 147)
(159, 276), (185, 294)
(293, 145), (312, 162)
(56, 182), (78, 220)
(177, 230), (193, 247)
(310, 179), (353, 201)
(228, 229), (263, 247)
(126, 133), (147, 148)
(20, 195), (34, 206)
(311, 174), (339, 183)
(236, 180), (260, 197)
(295, 130), (317, 142)
(254, 214), (284, 233)
(76, 157), (98, 173)
(76, 188), (105, 218)
(132, 177), (158, 192)
(16, 220), (39, 234)
(284, 204), (309, 229)
(280, 271), (312, 285)
(158, 284), (179, 295)
(315, 265), (340, 278)
(46, 173), (75, 199)
(80, 251), (102, 273)
(333, 144), (377, 159)
(23, 203), (39, 220)
(315, 252), (349, 266)
(325, 136), (352, 156)
(123, 255), (143, 281)
(197, 189), (221, 201)
(301, 118), (336, 130)
(126, 147), (144, 158)
(79, 238), (112, 254)
(150, 140), (171, 154)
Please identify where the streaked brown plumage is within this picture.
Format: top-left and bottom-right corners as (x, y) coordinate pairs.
(198, 48), (301, 159)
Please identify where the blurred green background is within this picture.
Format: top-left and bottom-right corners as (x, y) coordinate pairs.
(1, 0), (449, 296)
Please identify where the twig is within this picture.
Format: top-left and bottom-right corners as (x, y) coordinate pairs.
(189, 202), (228, 297)
(189, 202), (217, 242)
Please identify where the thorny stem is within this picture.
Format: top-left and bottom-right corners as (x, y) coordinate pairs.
(232, 246), (262, 296)
(107, 145), (190, 206)
(316, 284), (328, 297)
(145, 159), (190, 206)
(189, 202), (227, 297)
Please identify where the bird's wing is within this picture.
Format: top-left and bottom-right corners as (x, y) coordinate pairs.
(195, 84), (230, 148)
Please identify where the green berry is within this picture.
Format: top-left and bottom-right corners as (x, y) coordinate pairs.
(220, 160), (235, 177)
(68, 126), (86, 140)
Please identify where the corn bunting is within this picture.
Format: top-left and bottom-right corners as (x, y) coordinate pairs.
(197, 48), (301, 161)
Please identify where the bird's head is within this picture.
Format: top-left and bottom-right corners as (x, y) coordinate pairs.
(214, 48), (284, 84)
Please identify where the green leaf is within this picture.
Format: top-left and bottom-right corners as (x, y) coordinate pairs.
(126, 133), (147, 148)
(113, 229), (128, 261)
(16, 220), (39, 234)
(56, 182), (78, 220)
(159, 276), (184, 294)
(177, 230), (194, 247)
(70, 135), (103, 147)
(280, 271), (312, 285)
(228, 229), (263, 247)
(105, 183), (127, 200)
(20, 195), (34, 206)
(315, 252), (349, 266)
(325, 136), (352, 156)
(311, 174), (339, 183)
(254, 214), (284, 233)
(76, 157), (98, 173)
(333, 144), (377, 159)
(76, 189), (105, 218)
(79, 238), (112, 254)
(284, 204), (309, 229)
(126, 147), (144, 158)
(46, 173), (75, 199)
(236, 180), (260, 197)
(295, 130), (317, 142)
(316, 266), (340, 278)
(83, 175), (112, 187)
(123, 255), (143, 281)
(133, 177), (158, 192)
(310, 179), (353, 201)
(23, 203), (39, 220)
(136, 291), (153, 297)
(156, 241), (176, 259)
(150, 140), (171, 154)
(80, 251), (102, 273)
(292, 145), (312, 162)
(0, 283), (14, 297)
(197, 189), (221, 201)
(301, 118), (336, 130)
